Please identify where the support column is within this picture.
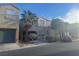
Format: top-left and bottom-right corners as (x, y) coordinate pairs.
(16, 29), (19, 43)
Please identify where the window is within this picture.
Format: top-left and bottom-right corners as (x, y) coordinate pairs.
(5, 10), (14, 19)
(6, 10), (14, 16)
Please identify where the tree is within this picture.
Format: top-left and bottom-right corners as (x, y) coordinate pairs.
(20, 10), (38, 42)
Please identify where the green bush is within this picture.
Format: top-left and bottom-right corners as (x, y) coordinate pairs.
(29, 33), (37, 40)
(46, 36), (58, 42)
(46, 29), (60, 42)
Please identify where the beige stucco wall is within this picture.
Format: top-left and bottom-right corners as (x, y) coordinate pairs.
(37, 17), (51, 27)
(0, 4), (19, 42)
(0, 4), (19, 29)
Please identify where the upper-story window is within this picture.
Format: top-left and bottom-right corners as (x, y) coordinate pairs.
(7, 10), (14, 16)
(5, 10), (15, 19)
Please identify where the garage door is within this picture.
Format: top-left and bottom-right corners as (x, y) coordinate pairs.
(0, 29), (16, 43)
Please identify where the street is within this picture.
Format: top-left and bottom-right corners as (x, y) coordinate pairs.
(0, 42), (79, 56)
(47, 50), (79, 56)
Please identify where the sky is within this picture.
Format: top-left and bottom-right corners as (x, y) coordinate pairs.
(14, 3), (79, 23)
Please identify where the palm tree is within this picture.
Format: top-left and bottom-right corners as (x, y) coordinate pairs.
(21, 10), (37, 42)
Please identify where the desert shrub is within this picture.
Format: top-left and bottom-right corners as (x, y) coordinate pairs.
(46, 36), (58, 42)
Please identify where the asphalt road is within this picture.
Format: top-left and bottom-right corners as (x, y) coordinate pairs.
(0, 42), (79, 56)
(47, 50), (79, 56)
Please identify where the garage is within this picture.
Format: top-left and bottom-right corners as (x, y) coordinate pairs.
(0, 29), (16, 43)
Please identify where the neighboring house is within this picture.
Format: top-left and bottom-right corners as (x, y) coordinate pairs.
(37, 17), (51, 27)
(0, 4), (19, 43)
(37, 17), (51, 41)
(28, 17), (51, 41)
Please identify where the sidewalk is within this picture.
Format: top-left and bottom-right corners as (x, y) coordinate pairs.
(0, 41), (49, 52)
(1, 39), (79, 52)
(72, 39), (79, 42)
(1, 42), (79, 55)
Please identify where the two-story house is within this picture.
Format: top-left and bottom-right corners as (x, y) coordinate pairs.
(28, 17), (51, 41)
(0, 4), (19, 43)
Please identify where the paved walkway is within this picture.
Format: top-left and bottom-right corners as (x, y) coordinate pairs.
(0, 42), (79, 56)
(0, 40), (49, 52)
(1, 40), (79, 55)
(0, 40), (77, 52)
(72, 39), (79, 41)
